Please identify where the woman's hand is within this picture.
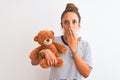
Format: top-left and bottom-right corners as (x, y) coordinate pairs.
(40, 49), (58, 66)
(64, 28), (81, 53)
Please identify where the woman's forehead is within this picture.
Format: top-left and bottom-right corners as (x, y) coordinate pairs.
(62, 12), (79, 21)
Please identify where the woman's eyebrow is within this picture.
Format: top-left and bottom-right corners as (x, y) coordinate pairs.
(64, 20), (69, 22)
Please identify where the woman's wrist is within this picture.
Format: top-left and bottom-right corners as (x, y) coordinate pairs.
(71, 47), (78, 57)
(71, 49), (78, 57)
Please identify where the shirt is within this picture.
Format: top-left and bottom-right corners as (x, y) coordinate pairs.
(49, 36), (92, 80)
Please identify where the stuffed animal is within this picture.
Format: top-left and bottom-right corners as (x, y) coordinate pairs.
(29, 30), (66, 68)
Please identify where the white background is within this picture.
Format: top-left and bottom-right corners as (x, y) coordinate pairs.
(0, 0), (119, 80)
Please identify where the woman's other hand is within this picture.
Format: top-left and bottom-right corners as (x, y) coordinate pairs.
(40, 49), (58, 66)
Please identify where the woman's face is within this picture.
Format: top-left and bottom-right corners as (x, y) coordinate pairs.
(61, 12), (80, 35)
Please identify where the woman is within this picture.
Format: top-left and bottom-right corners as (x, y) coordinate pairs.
(33, 3), (93, 80)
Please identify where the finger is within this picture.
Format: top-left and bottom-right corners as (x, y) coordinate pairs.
(65, 28), (70, 35)
(78, 37), (81, 42)
(68, 28), (72, 35)
(49, 61), (53, 66)
(39, 50), (44, 53)
(50, 56), (56, 66)
(66, 28), (71, 40)
(54, 58), (58, 65)
(47, 60), (50, 66)
(69, 28), (75, 39)
(67, 28), (75, 40)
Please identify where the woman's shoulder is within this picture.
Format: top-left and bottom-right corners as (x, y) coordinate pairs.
(55, 35), (61, 38)
(54, 36), (61, 40)
(54, 36), (62, 42)
(80, 39), (89, 45)
(79, 39), (91, 49)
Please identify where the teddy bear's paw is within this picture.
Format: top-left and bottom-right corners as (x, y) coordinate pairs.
(39, 59), (49, 69)
(54, 58), (64, 67)
(31, 59), (39, 65)
(62, 47), (67, 53)
(40, 64), (49, 68)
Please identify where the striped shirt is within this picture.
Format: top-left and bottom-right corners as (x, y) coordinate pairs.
(49, 36), (92, 80)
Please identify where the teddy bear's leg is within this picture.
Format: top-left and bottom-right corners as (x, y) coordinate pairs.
(54, 57), (64, 67)
(31, 58), (40, 65)
(39, 59), (49, 68)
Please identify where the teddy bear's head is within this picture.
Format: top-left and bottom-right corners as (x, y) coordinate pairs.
(34, 30), (54, 45)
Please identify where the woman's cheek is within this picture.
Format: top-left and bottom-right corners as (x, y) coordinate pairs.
(63, 27), (68, 32)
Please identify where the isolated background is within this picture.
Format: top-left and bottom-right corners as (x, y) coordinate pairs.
(0, 0), (118, 80)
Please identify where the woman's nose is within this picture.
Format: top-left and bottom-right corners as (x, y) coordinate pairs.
(69, 22), (73, 28)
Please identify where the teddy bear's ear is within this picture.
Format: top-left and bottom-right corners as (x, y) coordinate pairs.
(51, 30), (54, 35)
(34, 36), (38, 41)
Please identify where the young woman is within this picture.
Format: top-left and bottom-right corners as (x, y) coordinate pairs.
(33, 3), (93, 80)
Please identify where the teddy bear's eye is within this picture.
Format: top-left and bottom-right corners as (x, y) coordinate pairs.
(46, 38), (50, 42)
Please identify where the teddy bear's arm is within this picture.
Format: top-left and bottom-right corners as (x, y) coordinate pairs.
(29, 46), (41, 60)
(54, 42), (67, 54)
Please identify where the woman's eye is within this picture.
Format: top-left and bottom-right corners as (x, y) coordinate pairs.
(64, 21), (69, 25)
(73, 20), (77, 24)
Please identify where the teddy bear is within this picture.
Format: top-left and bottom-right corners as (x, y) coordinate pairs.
(29, 30), (67, 68)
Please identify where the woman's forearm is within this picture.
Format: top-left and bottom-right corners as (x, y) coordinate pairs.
(73, 53), (92, 78)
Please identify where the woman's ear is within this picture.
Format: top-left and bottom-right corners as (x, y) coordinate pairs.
(78, 23), (80, 28)
(61, 22), (63, 28)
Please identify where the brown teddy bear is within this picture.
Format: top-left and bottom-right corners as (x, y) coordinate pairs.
(29, 30), (66, 68)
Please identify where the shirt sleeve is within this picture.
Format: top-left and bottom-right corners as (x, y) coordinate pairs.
(82, 41), (93, 68)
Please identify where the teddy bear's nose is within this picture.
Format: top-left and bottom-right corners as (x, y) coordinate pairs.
(46, 39), (50, 42)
